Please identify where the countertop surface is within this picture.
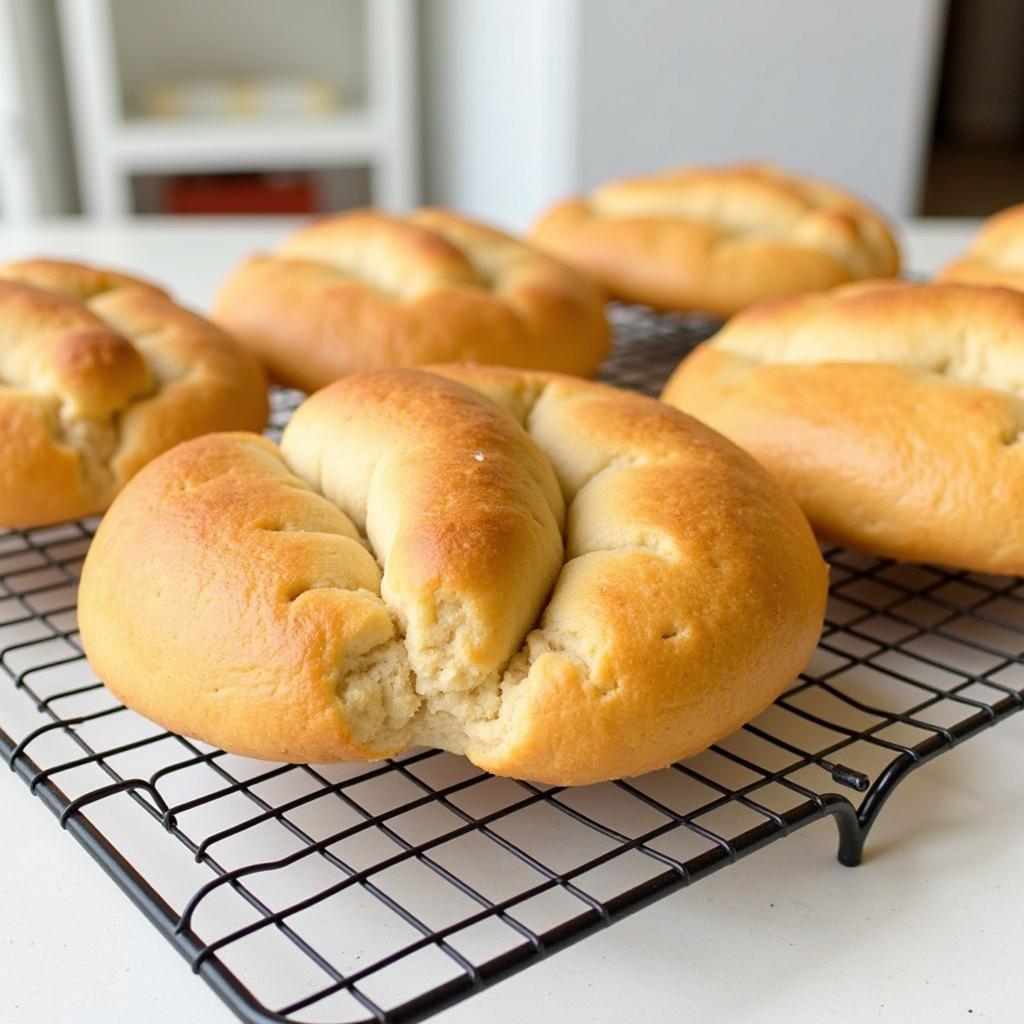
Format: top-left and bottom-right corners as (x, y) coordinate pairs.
(2, 217), (1022, 1024)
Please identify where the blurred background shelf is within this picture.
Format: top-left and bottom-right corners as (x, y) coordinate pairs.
(109, 114), (383, 171)
(56, 0), (417, 216)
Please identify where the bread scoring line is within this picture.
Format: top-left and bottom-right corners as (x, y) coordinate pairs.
(0, 281), (179, 502)
(274, 216), (558, 306)
(68, 306), (189, 499)
(712, 327), (1024, 398)
(584, 175), (891, 276)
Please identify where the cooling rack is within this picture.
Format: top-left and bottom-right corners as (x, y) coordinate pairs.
(3, 304), (1023, 1024)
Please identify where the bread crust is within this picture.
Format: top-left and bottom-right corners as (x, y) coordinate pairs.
(530, 163), (899, 317)
(212, 208), (611, 391)
(0, 259), (268, 527)
(79, 367), (826, 784)
(938, 203), (1024, 293)
(662, 280), (1024, 573)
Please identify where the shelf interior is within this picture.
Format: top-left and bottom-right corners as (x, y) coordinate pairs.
(110, 0), (368, 120)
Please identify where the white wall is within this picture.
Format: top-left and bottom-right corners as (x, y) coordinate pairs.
(0, 0), (76, 217)
(420, 0), (572, 231)
(576, 0), (946, 216)
(421, 0), (947, 230)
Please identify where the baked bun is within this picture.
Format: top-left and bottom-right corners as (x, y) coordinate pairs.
(79, 366), (826, 784)
(530, 163), (900, 317)
(213, 208), (610, 392)
(0, 258), (268, 528)
(662, 280), (1024, 574)
(938, 203), (1024, 293)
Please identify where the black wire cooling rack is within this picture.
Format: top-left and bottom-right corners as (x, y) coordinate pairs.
(3, 305), (1024, 1024)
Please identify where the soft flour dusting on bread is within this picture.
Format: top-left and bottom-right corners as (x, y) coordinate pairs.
(78, 367), (827, 785)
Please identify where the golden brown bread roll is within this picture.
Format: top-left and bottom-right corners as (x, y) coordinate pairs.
(213, 208), (611, 392)
(938, 203), (1024, 293)
(0, 258), (268, 528)
(78, 366), (826, 784)
(662, 280), (1024, 574)
(530, 163), (900, 317)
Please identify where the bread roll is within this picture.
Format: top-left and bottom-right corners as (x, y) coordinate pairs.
(531, 162), (899, 317)
(938, 203), (1024, 293)
(0, 258), (267, 527)
(213, 208), (610, 391)
(79, 366), (826, 784)
(662, 280), (1024, 573)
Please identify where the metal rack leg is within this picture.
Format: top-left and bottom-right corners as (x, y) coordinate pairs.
(823, 795), (866, 867)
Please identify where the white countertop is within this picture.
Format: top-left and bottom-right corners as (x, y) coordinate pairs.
(2, 216), (1023, 1024)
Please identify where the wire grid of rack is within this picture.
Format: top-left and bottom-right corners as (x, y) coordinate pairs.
(3, 304), (1024, 1024)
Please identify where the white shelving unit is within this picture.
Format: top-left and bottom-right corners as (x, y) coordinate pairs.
(57, 0), (418, 216)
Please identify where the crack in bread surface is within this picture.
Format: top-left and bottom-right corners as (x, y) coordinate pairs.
(275, 372), (682, 759)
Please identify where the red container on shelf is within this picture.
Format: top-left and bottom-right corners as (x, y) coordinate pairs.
(164, 172), (318, 214)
